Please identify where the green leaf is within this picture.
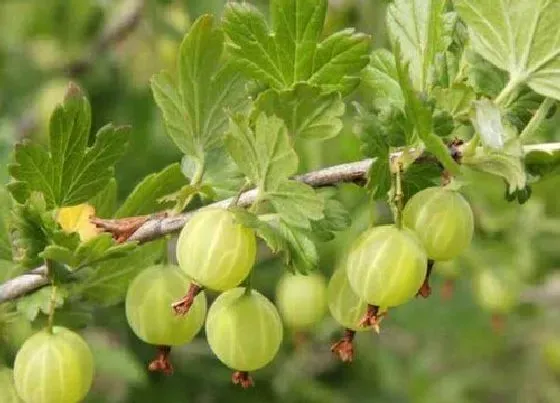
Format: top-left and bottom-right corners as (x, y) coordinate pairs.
(0, 259), (23, 284)
(387, 0), (446, 92)
(0, 187), (13, 261)
(151, 15), (248, 158)
(464, 50), (508, 98)
(463, 137), (527, 194)
(361, 49), (404, 110)
(470, 99), (505, 150)
(89, 179), (117, 218)
(366, 155), (392, 200)
(274, 220), (318, 273)
(223, 1), (370, 94)
(16, 286), (66, 322)
(310, 196), (351, 241)
(41, 233), (136, 269)
(433, 84), (476, 121)
(10, 193), (57, 268)
(229, 208), (287, 254)
(226, 113), (298, 191)
(525, 147), (560, 176)
(455, 0), (560, 100)
(8, 83), (129, 209)
(308, 28), (371, 94)
(75, 240), (165, 306)
(265, 181), (324, 229)
(115, 163), (185, 218)
(255, 84), (345, 140)
(402, 162), (442, 201)
(394, 47), (461, 175)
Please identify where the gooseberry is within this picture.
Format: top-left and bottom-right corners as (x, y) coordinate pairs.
(125, 265), (207, 346)
(346, 225), (427, 307)
(176, 208), (256, 291)
(403, 186), (474, 261)
(275, 272), (327, 329)
(205, 287), (283, 387)
(13, 327), (94, 403)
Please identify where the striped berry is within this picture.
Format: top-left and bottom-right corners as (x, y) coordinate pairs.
(403, 187), (474, 261)
(13, 327), (94, 403)
(327, 267), (371, 332)
(205, 288), (283, 387)
(126, 265), (207, 346)
(275, 272), (327, 329)
(176, 209), (256, 291)
(346, 225), (427, 307)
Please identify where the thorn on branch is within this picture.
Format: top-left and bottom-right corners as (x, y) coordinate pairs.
(172, 283), (203, 315)
(231, 371), (254, 388)
(148, 345), (173, 375)
(417, 260), (435, 298)
(91, 212), (167, 243)
(331, 328), (356, 362)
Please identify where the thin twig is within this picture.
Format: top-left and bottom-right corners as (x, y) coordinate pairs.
(1, 142), (559, 304)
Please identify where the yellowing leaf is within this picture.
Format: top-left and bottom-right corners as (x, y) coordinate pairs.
(56, 204), (100, 242)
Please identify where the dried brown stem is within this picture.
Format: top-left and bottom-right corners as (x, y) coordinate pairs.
(359, 305), (386, 333)
(172, 283), (202, 315)
(330, 328), (356, 362)
(417, 260), (435, 298)
(91, 212), (167, 243)
(148, 345), (173, 375)
(441, 279), (455, 300)
(231, 371), (254, 388)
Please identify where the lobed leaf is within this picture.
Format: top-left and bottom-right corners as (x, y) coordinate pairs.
(115, 163), (185, 218)
(387, 0), (446, 92)
(455, 0), (560, 100)
(265, 180), (325, 229)
(151, 15), (248, 161)
(226, 113), (298, 191)
(255, 83), (345, 140)
(223, 0), (370, 94)
(8, 84), (129, 209)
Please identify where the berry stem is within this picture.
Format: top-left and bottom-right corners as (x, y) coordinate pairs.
(47, 284), (57, 334)
(231, 371), (254, 388)
(229, 179), (252, 208)
(441, 279), (455, 300)
(244, 268), (255, 296)
(148, 345), (173, 375)
(45, 259), (57, 334)
(393, 161), (404, 229)
(359, 305), (386, 333)
(331, 328), (356, 362)
(172, 283), (202, 315)
(417, 259), (435, 298)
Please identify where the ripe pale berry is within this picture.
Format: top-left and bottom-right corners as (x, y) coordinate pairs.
(205, 288), (283, 372)
(473, 270), (517, 313)
(13, 327), (94, 403)
(125, 265), (207, 346)
(327, 267), (371, 331)
(346, 225), (427, 307)
(275, 272), (327, 329)
(403, 187), (474, 261)
(176, 209), (256, 291)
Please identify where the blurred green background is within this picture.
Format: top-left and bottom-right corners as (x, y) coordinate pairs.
(1, 0), (559, 402)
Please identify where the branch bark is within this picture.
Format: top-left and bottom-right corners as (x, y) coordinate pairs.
(1, 142), (559, 304)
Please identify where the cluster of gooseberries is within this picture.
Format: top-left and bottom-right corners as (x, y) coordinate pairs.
(7, 185), (474, 401)
(124, 185), (474, 385)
